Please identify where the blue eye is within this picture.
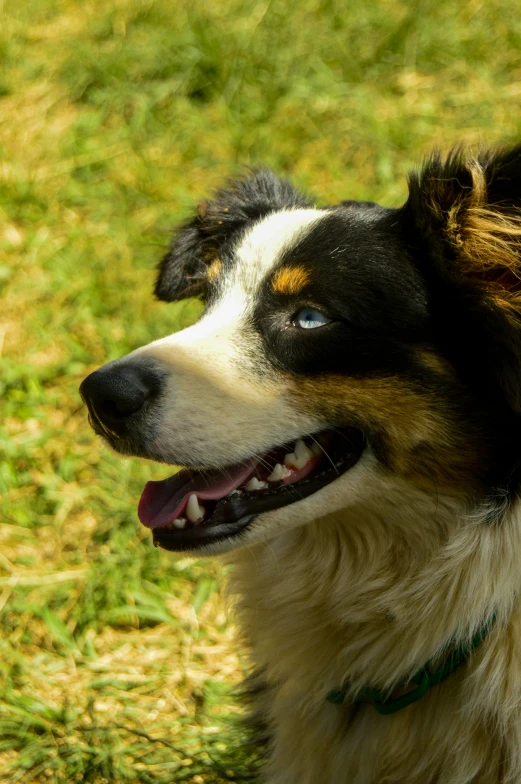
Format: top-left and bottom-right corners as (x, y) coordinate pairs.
(292, 308), (332, 330)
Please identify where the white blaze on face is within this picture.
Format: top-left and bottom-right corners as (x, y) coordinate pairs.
(132, 209), (326, 467)
(231, 208), (324, 297)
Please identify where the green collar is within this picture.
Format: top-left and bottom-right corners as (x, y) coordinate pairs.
(327, 614), (496, 715)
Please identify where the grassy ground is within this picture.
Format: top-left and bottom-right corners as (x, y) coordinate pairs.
(1, 0), (521, 780)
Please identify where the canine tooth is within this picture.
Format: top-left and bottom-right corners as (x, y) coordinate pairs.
(173, 518), (187, 529)
(186, 494), (205, 523)
(310, 442), (322, 456)
(295, 438), (314, 465)
(268, 463), (291, 482)
(245, 477), (267, 491)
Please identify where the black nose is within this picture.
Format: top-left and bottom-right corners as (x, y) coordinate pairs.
(80, 359), (164, 437)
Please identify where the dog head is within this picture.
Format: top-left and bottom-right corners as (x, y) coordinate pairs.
(80, 150), (521, 554)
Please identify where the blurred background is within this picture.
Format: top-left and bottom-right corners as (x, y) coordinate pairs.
(1, 0), (520, 780)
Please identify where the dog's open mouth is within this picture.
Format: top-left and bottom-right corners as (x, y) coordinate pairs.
(139, 427), (364, 551)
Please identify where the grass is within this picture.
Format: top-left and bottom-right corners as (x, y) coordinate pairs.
(1, 0), (521, 780)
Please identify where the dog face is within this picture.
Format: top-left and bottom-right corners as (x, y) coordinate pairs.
(80, 152), (521, 554)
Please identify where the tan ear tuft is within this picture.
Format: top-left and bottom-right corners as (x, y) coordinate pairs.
(461, 205), (521, 287)
(207, 258), (223, 283)
(424, 155), (521, 295)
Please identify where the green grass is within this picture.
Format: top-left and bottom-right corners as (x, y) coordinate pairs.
(1, 0), (521, 780)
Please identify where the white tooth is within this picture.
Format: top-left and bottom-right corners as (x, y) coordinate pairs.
(310, 442), (322, 456)
(283, 452), (296, 468)
(245, 477), (267, 492)
(268, 463), (291, 482)
(295, 439), (314, 466)
(268, 463), (284, 481)
(186, 494), (205, 523)
(173, 518), (187, 529)
(284, 439), (314, 469)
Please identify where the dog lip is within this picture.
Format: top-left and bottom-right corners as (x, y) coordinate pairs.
(139, 427), (364, 532)
(205, 442), (364, 523)
(151, 429), (365, 553)
(152, 514), (258, 552)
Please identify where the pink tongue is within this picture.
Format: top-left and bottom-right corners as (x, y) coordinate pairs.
(138, 458), (259, 529)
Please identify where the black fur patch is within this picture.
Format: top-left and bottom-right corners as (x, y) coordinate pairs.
(253, 208), (432, 377)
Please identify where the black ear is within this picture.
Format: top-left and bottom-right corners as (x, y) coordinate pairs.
(407, 145), (521, 413)
(155, 169), (313, 302)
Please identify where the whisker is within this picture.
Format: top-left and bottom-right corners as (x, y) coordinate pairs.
(256, 456), (274, 472)
(308, 433), (339, 474)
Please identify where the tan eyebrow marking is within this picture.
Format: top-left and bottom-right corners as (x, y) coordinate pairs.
(207, 258), (223, 283)
(271, 265), (310, 295)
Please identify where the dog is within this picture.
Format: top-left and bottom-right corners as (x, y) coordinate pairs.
(80, 146), (521, 783)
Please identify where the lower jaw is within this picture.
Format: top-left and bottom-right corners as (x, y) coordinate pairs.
(152, 514), (258, 552)
(151, 428), (365, 553)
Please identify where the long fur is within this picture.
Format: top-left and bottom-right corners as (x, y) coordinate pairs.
(229, 481), (521, 783)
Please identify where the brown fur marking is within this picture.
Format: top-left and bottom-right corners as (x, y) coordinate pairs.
(271, 266), (310, 295)
(207, 258), (223, 283)
(290, 374), (488, 495)
(415, 348), (455, 377)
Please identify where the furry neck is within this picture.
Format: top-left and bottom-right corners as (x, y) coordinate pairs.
(228, 476), (521, 701)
